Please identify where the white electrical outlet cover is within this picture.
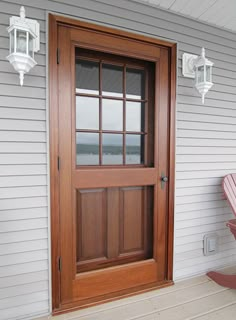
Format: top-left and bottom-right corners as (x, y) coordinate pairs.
(203, 233), (219, 256)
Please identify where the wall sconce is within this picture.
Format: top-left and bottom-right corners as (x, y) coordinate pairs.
(182, 48), (214, 104)
(6, 6), (40, 86)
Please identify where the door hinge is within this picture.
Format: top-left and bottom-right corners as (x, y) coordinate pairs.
(57, 48), (60, 64)
(58, 257), (62, 272)
(57, 156), (60, 171)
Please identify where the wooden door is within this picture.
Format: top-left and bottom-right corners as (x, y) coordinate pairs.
(50, 15), (176, 313)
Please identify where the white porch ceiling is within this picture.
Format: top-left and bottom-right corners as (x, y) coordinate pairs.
(135, 0), (236, 33)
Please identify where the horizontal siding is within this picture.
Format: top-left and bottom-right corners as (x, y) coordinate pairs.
(0, 2), (49, 319)
(0, 0), (236, 319)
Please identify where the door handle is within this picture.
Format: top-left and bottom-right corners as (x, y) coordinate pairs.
(161, 173), (168, 189)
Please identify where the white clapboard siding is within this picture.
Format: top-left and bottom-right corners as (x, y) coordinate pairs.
(0, 96), (46, 109)
(0, 186), (47, 199)
(0, 175), (47, 187)
(0, 229), (48, 244)
(0, 239), (48, 255)
(0, 0), (236, 319)
(0, 153), (47, 164)
(0, 270), (48, 289)
(0, 131), (46, 142)
(0, 165), (47, 176)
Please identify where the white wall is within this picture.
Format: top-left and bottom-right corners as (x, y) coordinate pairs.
(0, 0), (236, 319)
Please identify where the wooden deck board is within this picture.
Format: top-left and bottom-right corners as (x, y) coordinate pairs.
(36, 267), (236, 320)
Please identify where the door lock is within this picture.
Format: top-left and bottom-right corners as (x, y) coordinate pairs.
(161, 173), (168, 189)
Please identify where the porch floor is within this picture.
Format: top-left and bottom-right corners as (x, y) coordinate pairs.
(38, 267), (236, 320)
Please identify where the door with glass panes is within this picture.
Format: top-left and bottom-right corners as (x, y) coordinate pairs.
(53, 21), (173, 311)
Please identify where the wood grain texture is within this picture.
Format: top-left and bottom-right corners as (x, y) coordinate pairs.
(50, 14), (176, 313)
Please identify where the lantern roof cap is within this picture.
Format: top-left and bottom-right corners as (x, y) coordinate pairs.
(7, 6), (36, 38)
(195, 48), (214, 67)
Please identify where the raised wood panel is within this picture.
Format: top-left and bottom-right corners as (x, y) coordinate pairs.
(120, 187), (144, 253)
(76, 186), (154, 273)
(77, 189), (107, 264)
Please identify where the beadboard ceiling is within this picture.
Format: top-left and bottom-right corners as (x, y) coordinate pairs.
(135, 0), (236, 33)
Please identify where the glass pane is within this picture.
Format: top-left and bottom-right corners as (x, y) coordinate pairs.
(206, 65), (211, 82)
(76, 133), (99, 165)
(102, 99), (123, 131)
(102, 64), (123, 97)
(102, 134), (123, 165)
(196, 66), (204, 83)
(10, 30), (14, 54)
(126, 134), (142, 164)
(29, 33), (34, 58)
(126, 68), (145, 99)
(76, 96), (99, 130)
(16, 30), (27, 54)
(126, 101), (143, 132)
(76, 60), (99, 95)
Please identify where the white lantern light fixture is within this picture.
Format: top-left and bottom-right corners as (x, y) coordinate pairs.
(6, 6), (40, 86)
(182, 48), (214, 104)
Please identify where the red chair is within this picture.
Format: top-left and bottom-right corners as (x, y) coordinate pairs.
(207, 174), (236, 289)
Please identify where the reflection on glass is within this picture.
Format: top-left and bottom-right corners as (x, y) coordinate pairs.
(76, 96), (99, 130)
(126, 101), (143, 132)
(76, 133), (99, 165)
(197, 66), (204, 83)
(102, 99), (123, 131)
(10, 30), (14, 54)
(206, 65), (211, 82)
(76, 60), (99, 95)
(29, 33), (34, 58)
(17, 30), (27, 54)
(102, 64), (123, 97)
(102, 134), (123, 165)
(126, 135), (142, 164)
(126, 68), (145, 99)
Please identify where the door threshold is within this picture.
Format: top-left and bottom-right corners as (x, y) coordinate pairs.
(53, 280), (174, 316)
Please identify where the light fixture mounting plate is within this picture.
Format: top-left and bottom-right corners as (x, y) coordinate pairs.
(182, 53), (197, 78)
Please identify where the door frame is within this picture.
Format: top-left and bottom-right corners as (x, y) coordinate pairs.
(49, 13), (176, 314)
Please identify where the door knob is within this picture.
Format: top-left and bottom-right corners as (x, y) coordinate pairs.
(161, 173), (168, 189)
(161, 176), (168, 182)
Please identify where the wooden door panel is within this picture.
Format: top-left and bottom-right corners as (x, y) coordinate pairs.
(77, 189), (107, 264)
(73, 260), (158, 301)
(73, 168), (157, 188)
(77, 186), (153, 273)
(51, 17), (175, 312)
(120, 187), (144, 254)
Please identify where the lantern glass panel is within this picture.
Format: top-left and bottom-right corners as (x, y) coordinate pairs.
(206, 65), (211, 82)
(29, 33), (34, 58)
(196, 65), (204, 84)
(10, 30), (14, 54)
(16, 30), (27, 54)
